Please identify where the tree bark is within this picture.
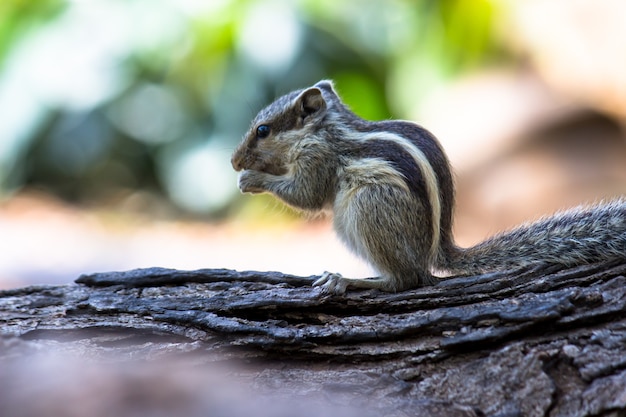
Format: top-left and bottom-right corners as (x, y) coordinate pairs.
(2, 261), (626, 416)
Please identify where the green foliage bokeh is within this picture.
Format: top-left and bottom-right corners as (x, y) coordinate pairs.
(0, 0), (504, 217)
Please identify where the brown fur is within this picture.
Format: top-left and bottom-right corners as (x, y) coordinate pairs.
(232, 80), (626, 294)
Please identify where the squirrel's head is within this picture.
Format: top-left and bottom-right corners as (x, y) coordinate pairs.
(231, 80), (339, 175)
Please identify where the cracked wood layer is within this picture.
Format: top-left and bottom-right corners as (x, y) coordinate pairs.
(2, 261), (626, 416)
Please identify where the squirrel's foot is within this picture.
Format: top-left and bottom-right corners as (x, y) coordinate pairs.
(313, 272), (390, 294)
(313, 272), (349, 295)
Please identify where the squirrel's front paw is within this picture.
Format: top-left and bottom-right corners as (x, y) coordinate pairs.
(237, 170), (266, 194)
(313, 271), (349, 295)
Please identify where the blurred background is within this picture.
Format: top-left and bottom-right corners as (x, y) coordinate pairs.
(1, 0), (625, 288)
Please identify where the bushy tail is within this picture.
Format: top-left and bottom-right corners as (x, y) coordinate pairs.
(440, 199), (626, 275)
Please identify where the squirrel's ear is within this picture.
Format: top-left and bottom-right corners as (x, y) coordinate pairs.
(313, 80), (336, 94)
(295, 87), (327, 120)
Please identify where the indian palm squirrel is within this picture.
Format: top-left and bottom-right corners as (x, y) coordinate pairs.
(231, 80), (626, 294)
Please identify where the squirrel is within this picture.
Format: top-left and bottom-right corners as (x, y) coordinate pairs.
(231, 80), (626, 294)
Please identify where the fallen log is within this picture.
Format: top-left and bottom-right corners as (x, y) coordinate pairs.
(2, 261), (626, 416)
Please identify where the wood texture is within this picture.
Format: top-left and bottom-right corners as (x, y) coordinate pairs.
(2, 261), (626, 416)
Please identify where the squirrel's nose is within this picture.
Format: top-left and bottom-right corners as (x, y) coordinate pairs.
(231, 153), (243, 172)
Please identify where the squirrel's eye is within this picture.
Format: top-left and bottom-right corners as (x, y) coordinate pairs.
(256, 124), (271, 139)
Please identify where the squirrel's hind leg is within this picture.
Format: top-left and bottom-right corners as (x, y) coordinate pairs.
(313, 272), (389, 294)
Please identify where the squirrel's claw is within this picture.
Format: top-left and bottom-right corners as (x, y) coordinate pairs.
(313, 272), (348, 295)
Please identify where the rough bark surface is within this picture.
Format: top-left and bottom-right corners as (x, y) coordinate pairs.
(2, 261), (626, 416)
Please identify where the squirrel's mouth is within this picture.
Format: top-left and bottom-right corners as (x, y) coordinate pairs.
(232, 154), (288, 176)
(257, 161), (288, 176)
(245, 152), (289, 175)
